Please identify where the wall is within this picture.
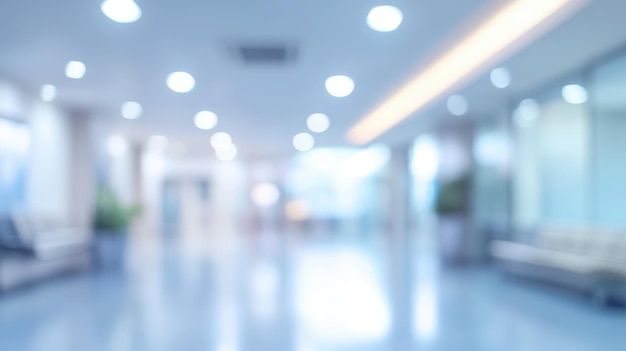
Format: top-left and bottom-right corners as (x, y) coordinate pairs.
(69, 113), (96, 230)
(26, 101), (72, 222)
(0, 79), (93, 227)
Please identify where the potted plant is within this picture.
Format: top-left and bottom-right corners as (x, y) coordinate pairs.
(92, 189), (141, 270)
(435, 173), (472, 265)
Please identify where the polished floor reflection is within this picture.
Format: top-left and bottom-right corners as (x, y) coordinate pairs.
(1, 230), (625, 351)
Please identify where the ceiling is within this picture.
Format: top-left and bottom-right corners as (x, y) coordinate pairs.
(1, 0), (626, 158)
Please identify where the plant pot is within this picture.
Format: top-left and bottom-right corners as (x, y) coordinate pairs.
(94, 230), (127, 271)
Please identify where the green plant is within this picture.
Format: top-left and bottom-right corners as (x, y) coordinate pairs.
(435, 173), (472, 215)
(93, 189), (141, 232)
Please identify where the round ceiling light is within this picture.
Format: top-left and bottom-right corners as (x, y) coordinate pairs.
(306, 113), (330, 133)
(562, 84), (588, 104)
(490, 67), (511, 89)
(194, 111), (218, 130)
(216, 144), (237, 162)
(121, 101), (142, 119)
(101, 0), (142, 24)
(325, 75), (355, 98)
(167, 72), (195, 93)
(293, 132), (315, 152)
(367, 6), (403, 32)
(65, 61), (86, 79)
(513, 99), (541, 127)
(40, 84), (57, 102)
(447, 95), (469, 116)
(211, 132), (233, 151)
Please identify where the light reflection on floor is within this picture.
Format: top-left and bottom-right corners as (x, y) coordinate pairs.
(1, 229), (626, 351)
(294, 246), (391, 347)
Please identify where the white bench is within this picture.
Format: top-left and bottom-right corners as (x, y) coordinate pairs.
(0, 215), (92, 291)
(491, 225), (626, 304)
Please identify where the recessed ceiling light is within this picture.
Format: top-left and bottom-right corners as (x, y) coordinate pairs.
(101, 0), (142, 24)
(562, 84), (588, 104)
(513, 98), (541, 127)
(325, 75), (354, 98)
(216, 144), (237, 162)
(65, 61), (86, 79)
(490, 67), (512, 89)
(167, 72), (195, 93)
(194, 111), (218, 130)
(447, 95), (469, 116)
(211, 132), (232, 151)
(40, 84), (57, 102)
(347, 0), (585, 145)
(307, 113), (330, 133)
(121, 101), (142, 119)
(367, 5), (403, 32)
(293, 132), (315, 152)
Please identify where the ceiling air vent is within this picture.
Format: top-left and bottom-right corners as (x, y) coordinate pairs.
(235, 43), (298, 65)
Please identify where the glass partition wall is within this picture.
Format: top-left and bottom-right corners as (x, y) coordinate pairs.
(509, 46), (626, 236)
(511, 75), (591, 233)
(589, 53), (626, 227)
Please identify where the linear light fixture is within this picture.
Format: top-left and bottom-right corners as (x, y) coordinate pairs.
(347, 0), (588, 145)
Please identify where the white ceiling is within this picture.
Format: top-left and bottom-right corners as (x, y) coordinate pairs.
(1, 0), (626, 157)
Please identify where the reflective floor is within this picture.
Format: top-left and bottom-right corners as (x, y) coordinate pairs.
(1, 230), (625, 351)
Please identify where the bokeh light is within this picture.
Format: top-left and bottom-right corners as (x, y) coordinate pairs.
(307, 113), (330, 133)
(293, 133), (315, 152)
(562, 84), (588, 104)
(195, 111), (218, 130)
(121, 101), (142, 120)
(251, 182), (280, 207)
(447, 95), (468, 116)
(325, 76), (355, 98)
(367, 6), (403, 32)
(167, 71), (195, 93)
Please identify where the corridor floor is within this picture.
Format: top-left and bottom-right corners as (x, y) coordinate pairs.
(1, 231), (625, 351)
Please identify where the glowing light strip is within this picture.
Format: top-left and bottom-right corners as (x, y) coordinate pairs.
(347, 0), (587, 145)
